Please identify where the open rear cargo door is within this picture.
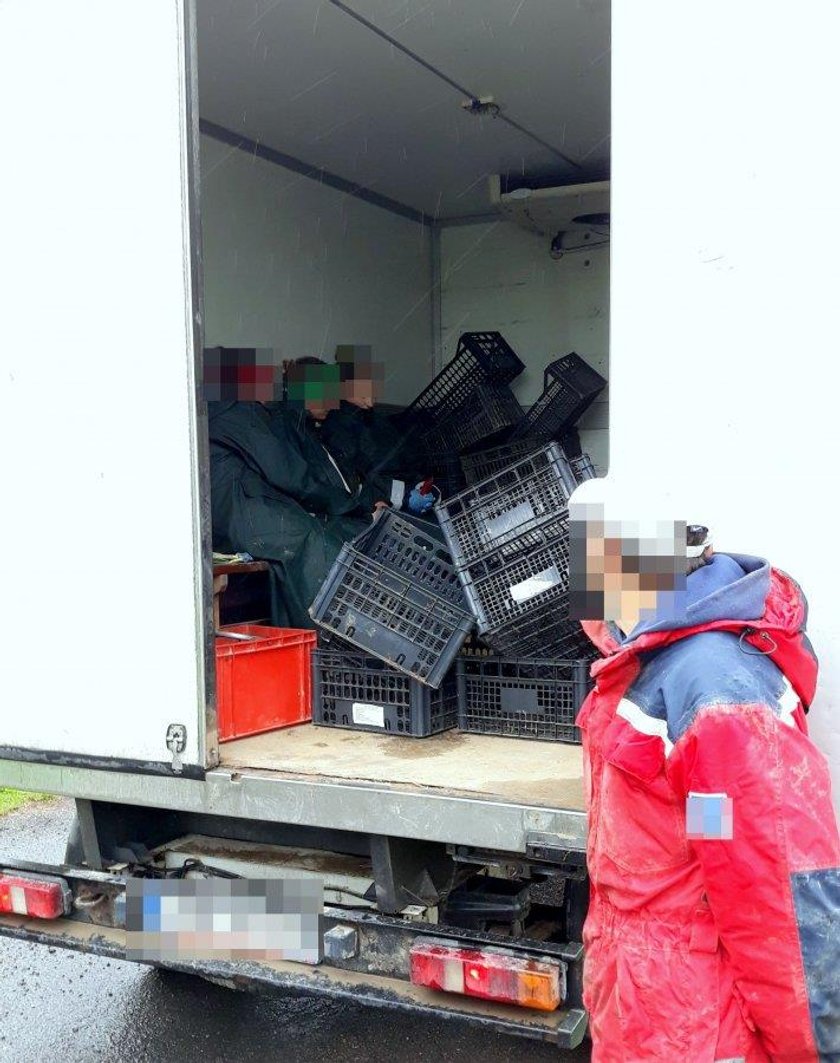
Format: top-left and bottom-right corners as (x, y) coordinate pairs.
(0, 0), (211, 776)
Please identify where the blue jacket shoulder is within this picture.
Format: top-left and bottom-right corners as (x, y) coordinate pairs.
(627, 630), (788, 744)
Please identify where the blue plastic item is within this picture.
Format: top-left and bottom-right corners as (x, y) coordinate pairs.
(408, 486), (435, 514)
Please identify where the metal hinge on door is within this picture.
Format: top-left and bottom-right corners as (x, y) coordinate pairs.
(165, 724), (187, 773)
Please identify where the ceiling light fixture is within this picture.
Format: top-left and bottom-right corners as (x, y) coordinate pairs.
(461, 96), (501, 118)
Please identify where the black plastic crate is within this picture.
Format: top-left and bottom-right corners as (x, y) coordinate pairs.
(453, 514), (571, 635)
(460, 438), (543, 486)
(309, 544), (474, 688)
(484, 610), (594, 661)
(509, 353), (606, 439)
(436, 443), (577, 570)
(312, 644), (458, 736)
(402, 332), (525, 428)
(461, 439), (597, 488)
(569, 453), (597, 482)
(457, 656), (591, 742)
(458, 631), (495, 657)
(420, 382), (523, 456)
(358, 509), (466, 608)
(425, 450), (466, 501)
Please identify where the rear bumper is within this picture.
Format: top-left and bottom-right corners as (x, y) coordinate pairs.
(0, 912), (588, 1047)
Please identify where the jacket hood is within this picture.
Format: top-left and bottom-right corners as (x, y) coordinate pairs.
(583, 553), (817, 708)
(627, 553), (769, 640)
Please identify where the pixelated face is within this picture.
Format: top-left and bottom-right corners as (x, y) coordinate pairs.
(285, 362), (342, 419)
(344, 374), (381, 409)
(335, 344), (384, 409)
(203, 348), (280, 403)
(569, 503), (688, 625)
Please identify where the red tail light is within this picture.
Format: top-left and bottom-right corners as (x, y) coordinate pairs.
(410, 940), (563, 1011)
(0, 872), (71, 919)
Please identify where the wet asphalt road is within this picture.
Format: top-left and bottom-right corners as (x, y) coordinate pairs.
(0, 800), (590, 1063)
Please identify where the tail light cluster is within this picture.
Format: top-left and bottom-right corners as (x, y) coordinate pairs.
(0, 872), (71, 919)
(409, 939), (563, 1011)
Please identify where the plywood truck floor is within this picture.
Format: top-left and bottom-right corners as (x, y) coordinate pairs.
(219, 725), (585, 811)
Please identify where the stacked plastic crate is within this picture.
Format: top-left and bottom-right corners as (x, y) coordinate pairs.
(309, 332), (534, 739)
(308, 338), (606, 741)
(508, 353), (606, 443)
(437, 443), (596, 743)
(312, 639), (460, 737)
(400, 332), (526, 499)
(458, 350), (606, 492)
(401, 331), (525, 430)
(461, 439), (597, 489)
(309, 509), (473, 736)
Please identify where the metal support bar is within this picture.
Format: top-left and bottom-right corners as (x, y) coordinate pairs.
(369, 835), (459, 914)
(0, 759), (587, 856)
(74, 799), (103, 870)
(199, 119), (428, 227)
(430, 222), (443, 372)
(438, 213), (505, 228)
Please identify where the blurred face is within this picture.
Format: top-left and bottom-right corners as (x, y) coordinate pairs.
(202, 348), (279, 403)
(286, 363), (341, 420)
(343, 374), (378, 409)
(570, 508), (687, 630)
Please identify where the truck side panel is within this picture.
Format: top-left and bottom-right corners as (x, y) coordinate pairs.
(0, 0), (210, 773)
(610, 1), (840, 813)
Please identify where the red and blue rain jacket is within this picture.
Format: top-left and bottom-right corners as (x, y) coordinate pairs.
(578, 553), (840, 1062)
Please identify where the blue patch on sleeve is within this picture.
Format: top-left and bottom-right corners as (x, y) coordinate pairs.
(790, 867), (840, 1057)
(686, 793), (734, 840)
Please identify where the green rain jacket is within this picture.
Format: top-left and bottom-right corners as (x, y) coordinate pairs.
(208, 401), (369, 628)
(319, 401), (414, 487)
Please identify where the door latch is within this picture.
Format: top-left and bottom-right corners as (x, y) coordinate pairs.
(165, 724), (187, 773)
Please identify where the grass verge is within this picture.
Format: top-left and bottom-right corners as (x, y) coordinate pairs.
(0, 789), (55, 816)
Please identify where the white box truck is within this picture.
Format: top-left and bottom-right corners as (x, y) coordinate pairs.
(1, 0), (839, 1052)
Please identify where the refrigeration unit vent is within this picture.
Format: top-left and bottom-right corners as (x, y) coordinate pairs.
(489, 176), (610, 239)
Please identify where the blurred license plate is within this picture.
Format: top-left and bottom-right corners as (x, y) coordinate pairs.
(125, 876), (323, 963)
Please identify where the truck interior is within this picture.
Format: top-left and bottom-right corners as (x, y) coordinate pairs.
(195, 0), (610, 816)
(0, 2), (611, 1041)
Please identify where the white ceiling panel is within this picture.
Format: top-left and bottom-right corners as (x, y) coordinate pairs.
(343, 0), (611, 162)
(196, 0), (610, 218)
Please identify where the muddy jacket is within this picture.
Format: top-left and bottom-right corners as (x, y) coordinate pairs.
(578, 554), (840, 1062)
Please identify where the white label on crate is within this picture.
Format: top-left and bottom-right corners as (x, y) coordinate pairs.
(352, 702), (385, 728)
(484, 501), (535, 543)
(509, 565), (563, 603)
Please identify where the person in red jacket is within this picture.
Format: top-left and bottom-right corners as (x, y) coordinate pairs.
(568, 488), (840, 1062)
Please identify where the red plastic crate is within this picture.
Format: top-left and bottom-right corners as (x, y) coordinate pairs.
(215, 624), (316, 742)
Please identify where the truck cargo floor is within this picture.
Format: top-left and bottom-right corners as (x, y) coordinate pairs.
(218, 725), (585, 811)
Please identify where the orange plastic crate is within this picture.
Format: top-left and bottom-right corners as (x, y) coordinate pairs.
(215, 625), (317, 742)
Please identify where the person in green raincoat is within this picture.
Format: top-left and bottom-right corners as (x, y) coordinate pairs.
(207, 354), (395, 629)
(318, 349), (413, 491)
(276, 357), (408, 513)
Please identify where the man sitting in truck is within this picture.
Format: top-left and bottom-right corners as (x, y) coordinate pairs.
(319, 346), (417, 494)
(568, 480), (840, 1063)
(206, 350), (432, 627)
(206, 350), (376, 628)
(277, 356), (435, 516)
(276, 356), (408, 514)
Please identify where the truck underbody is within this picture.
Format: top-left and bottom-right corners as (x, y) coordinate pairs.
(0, 730), (589, 1048)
